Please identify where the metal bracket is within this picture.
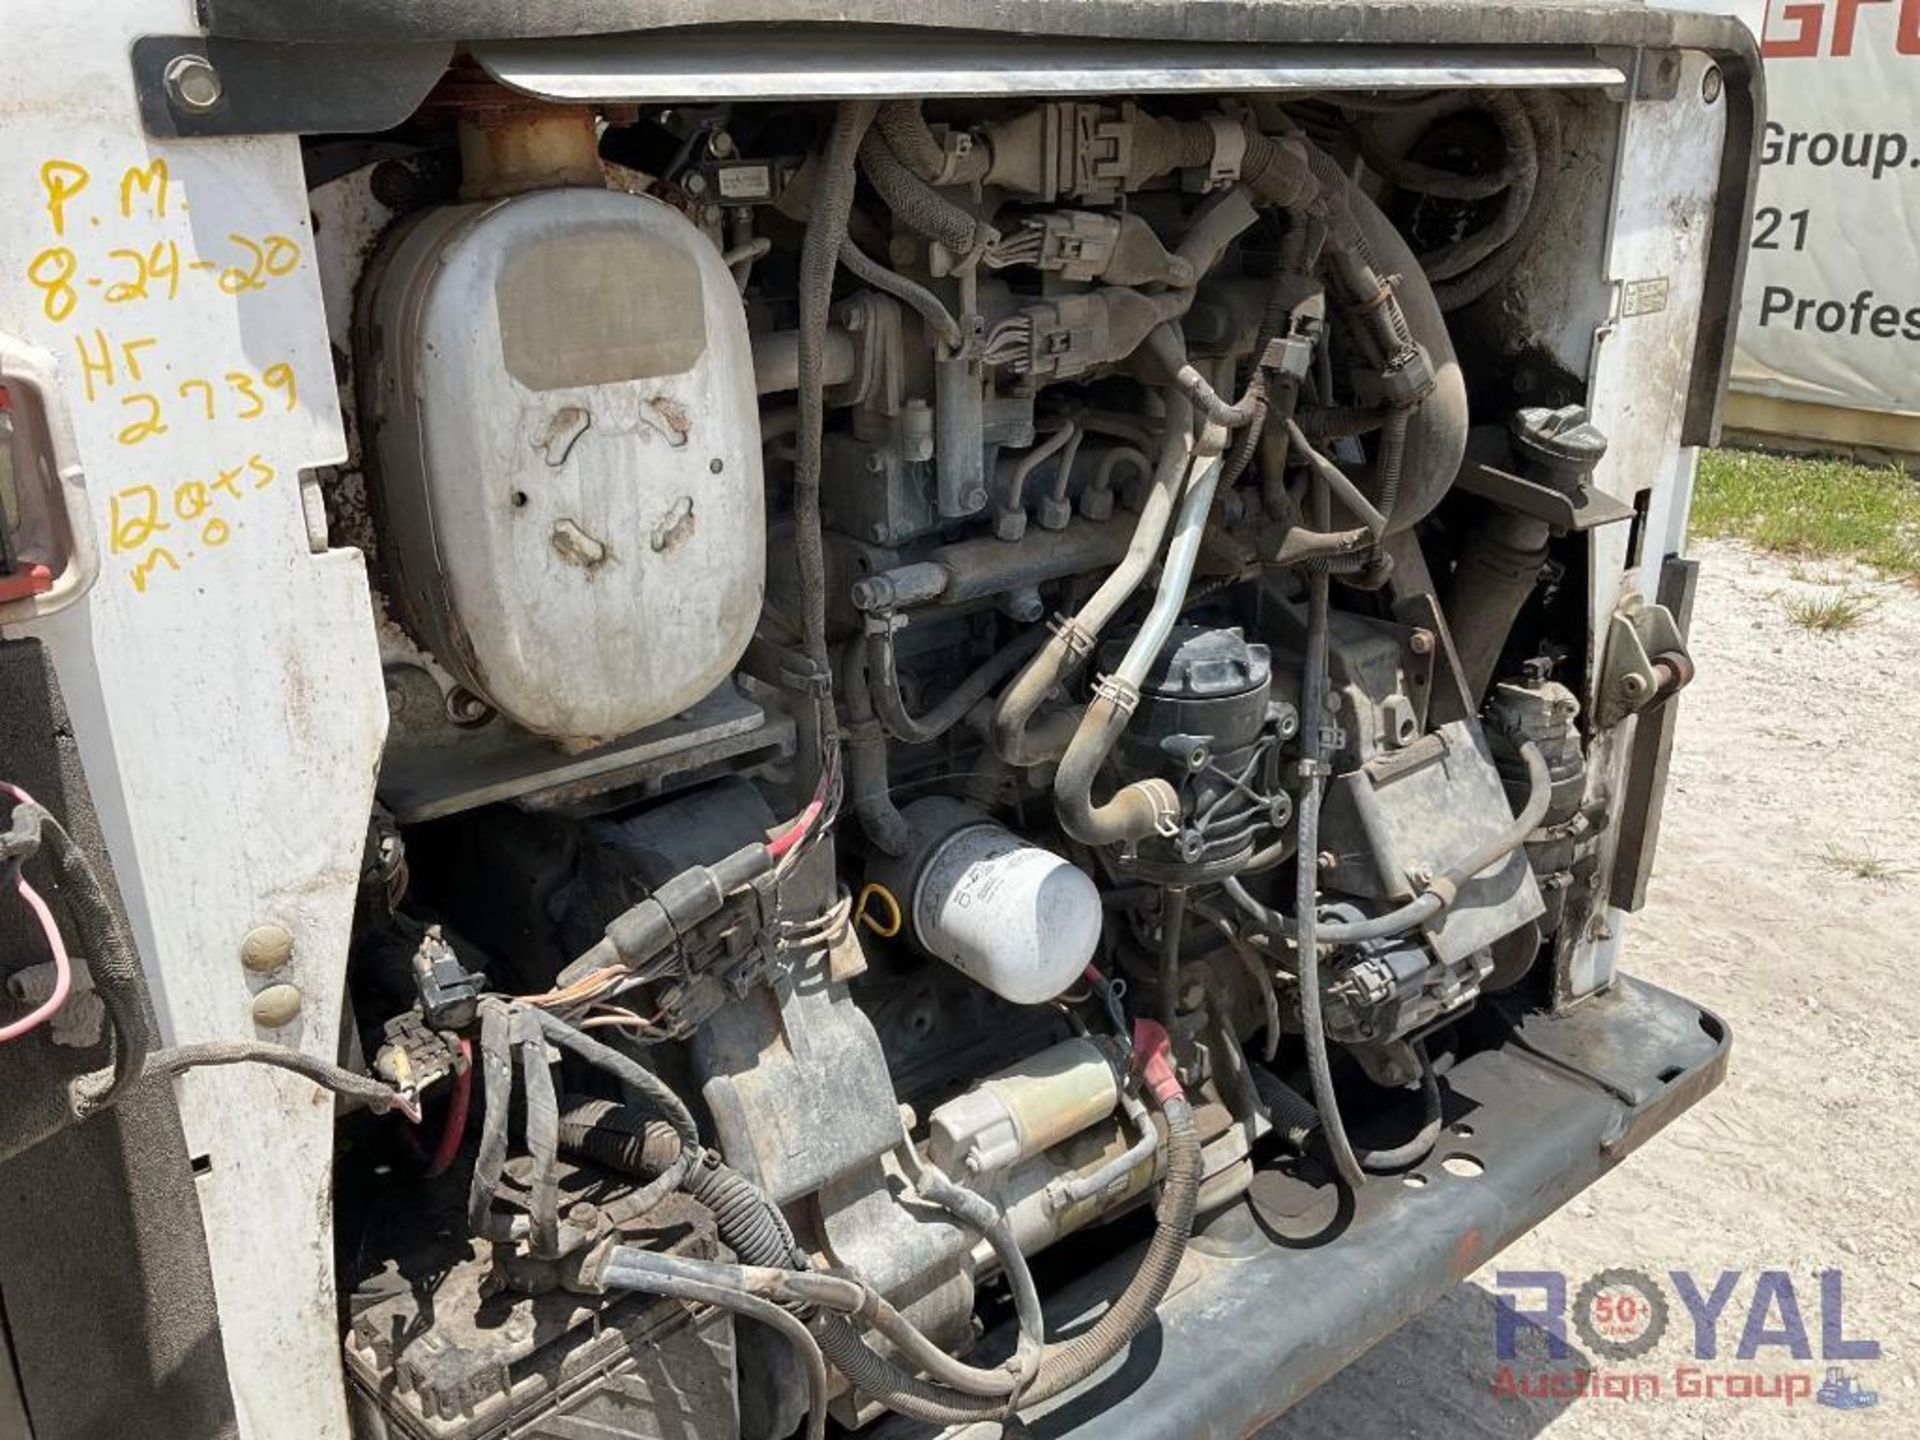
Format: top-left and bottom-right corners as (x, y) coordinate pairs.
(1595, 592), (1692, 729)
(131, 36), (452, 138)
(1456, 460), (1637, 533)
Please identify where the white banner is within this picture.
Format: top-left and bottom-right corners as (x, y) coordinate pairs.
(1725, 0), (1920, 418)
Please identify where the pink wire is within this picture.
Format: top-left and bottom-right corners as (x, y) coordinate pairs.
(1, 782), (73, 1042)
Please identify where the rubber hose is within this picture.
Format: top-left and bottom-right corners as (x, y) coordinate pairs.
(1433, 93), (1563, 311)
(840, 640), (912, 855)
(598, 1249), (830, 1440)
(1357, 1040), (1443, 1173)
(992, 398), (1193, 768)
(558, 1096), (809, 1269)
(1409, 94), (1540, 285)
(1249, 1067), (1323, 1153)
(1291, 534), (1369, 1191)
(795, 102), (877, 679)
(1333, 169), (1469, 533)
(811, 1096), (1200, 1424)
(867, 623), (1047, 746)
(1225, 740), (1551, 948)
(1052, 447), (1222, 846)
(859, 129), (989, 256)
(876, 101), (991, 185)
(839, 237), (963, 349)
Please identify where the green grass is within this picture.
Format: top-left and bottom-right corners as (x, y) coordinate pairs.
(1815, 844), (1912, 885)
(1693, 449), (1920, 582)
(1783, 592), (1877, 633)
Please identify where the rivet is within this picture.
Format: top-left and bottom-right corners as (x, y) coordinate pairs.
(240, 923), (294, 974)
(251, 982), (303, 1029)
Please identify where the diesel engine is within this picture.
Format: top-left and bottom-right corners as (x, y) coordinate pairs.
(0, 15), (1747, 1437)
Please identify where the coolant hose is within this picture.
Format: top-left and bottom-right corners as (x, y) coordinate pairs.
(992, 396), (1194, 767)
(1432, 93), (1562, 311)
(1053, 438), (1225, 847)
(1294, 140), (1467, 534)
(1403, 94), (1540, 286)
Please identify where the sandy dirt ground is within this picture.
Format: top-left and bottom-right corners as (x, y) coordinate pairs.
(1265, 538), (1920, 1438)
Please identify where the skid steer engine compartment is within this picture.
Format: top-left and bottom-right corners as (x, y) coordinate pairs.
(0, 9), (1749, 1438)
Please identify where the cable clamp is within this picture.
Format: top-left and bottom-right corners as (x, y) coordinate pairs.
(1202, 113), (1248, 189)
(1091, 673), (1140, 713)
(1047, 613), (1097, 663)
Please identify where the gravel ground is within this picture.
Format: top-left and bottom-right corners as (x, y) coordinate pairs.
(1266, 538), (1920, 1439)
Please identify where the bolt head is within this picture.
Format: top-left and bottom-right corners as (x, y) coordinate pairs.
(1409, 628), (1435, 655)
(240, 923), (294, 974)
(164, 54), (223, 112)
(445, 687), (492, 727)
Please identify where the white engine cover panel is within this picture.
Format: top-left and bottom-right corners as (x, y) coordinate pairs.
(366, 187), (764, 742)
